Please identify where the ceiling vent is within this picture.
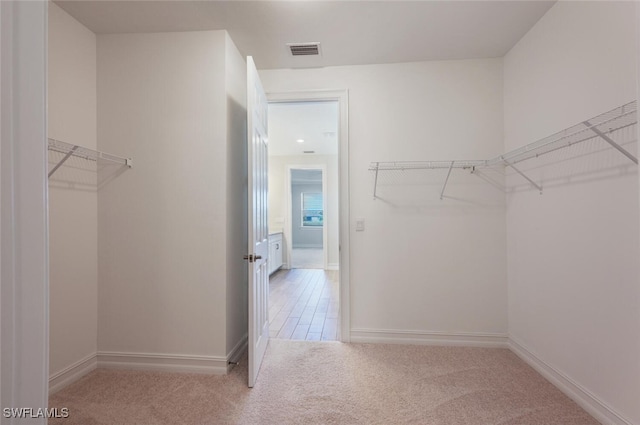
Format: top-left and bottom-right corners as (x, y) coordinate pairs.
(303, 150), (315, 154)
(287, 42), (321, 57)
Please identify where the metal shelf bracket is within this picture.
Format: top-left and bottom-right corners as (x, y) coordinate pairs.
(503, 158), (543, 194)
(373, 162), (380, 199)
(583, 120), (638, 165)
(440, 161), (454, 200)
(48, 145), (78, 178)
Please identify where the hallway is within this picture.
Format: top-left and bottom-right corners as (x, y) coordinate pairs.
(268, 269), (339, 341)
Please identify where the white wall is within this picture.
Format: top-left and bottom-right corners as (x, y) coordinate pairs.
(97, 31), (231, 365)
(260, 59), (507, 342)
(503, 2), (640, 424)
(47, 2), (98, 388)
(269, 154), (339, 268)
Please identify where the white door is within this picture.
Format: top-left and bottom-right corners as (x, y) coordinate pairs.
(246, 56), (270, 388)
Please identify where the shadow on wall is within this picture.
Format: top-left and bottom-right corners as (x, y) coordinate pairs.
(226, 94), (249, 332)
(372, 121), (637, 208)
(505, 133), (637, 194)
(371, 167), (505, 214)
(49, 150), (131, 192)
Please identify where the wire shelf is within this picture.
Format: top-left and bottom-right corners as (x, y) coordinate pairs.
(368, 160), (486, 171)
(369, 101), (638, 199)
(486, 101), (637, 166)
(47, 138), (132, 178)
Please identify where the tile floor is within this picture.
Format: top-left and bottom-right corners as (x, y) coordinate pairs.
(290, 248), (323, 269)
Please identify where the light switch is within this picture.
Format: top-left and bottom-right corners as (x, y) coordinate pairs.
(355, 218), (365, 232)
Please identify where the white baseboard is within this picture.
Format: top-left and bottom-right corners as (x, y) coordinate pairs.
(508, 338), (634, 425)
(49, 353), (97, 394)
(350, 328), (508, 348)
(97, 351), (229, 375)
(226, 333), (248, 371)
(91, 336), (247, 376)
(326, 263), (339, 271)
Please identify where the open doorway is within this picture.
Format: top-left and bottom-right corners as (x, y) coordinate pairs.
(289, 167), (325, 269)
(266, 100), (340, 341)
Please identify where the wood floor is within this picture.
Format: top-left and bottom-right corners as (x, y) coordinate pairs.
(268, 268), (339, 341)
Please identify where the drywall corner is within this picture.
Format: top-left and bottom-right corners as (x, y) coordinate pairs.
(503, 2), (640, 423)
(48, 1), (98, 386)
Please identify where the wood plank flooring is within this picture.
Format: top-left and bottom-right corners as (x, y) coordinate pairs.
(268, 268), (339, 341)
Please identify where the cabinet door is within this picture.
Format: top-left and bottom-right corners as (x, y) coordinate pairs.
(274, 240), (283, 270)
(268, 242), (276, 275)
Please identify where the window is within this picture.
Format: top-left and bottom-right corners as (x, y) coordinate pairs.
(301, 192), (323, 227)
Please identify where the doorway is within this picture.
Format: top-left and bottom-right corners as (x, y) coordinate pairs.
(266, 99), (342, 341)
(289, 167), (326, 269)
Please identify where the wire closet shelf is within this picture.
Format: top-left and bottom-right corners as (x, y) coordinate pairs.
(48, 138), (133, 178)
(369, 101), (637, 199)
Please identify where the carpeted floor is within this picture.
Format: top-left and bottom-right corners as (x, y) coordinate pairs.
(49, 340), (599, 425)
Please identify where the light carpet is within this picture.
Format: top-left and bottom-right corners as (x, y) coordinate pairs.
(49, 340), (598, 424)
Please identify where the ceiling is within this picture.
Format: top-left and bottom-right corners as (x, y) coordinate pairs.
(55, 0), (556, 70)
(268, 101), (338, 157)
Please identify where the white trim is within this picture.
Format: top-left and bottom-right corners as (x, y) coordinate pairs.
(267, 89), (350, 342)
(508, 338), (635, 425)
(350, 328), (508, 347)
(326, 263), (339, 271)
(49, 353), (97, 394)
(97, 352), (229, 375)
(227, 333), (248, 369)
(0, 2), (49, 421)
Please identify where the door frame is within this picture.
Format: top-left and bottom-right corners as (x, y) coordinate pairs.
(1, 0), (50, 417)
(285, 164), (328, 270)
(267, 90), (350, 342)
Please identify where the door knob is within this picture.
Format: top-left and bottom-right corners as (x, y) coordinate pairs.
(243, 254), (262, 263)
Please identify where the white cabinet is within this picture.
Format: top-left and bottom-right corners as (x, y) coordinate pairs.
(268, 233), (283, 275)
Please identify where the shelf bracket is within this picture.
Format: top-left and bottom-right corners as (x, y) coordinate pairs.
(373, 162), (380, 200)
(48, 145), (79, 178)
(503, 158), (543, 194)
(440, 161), (454, 200)
(583, 120), (638, 165)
